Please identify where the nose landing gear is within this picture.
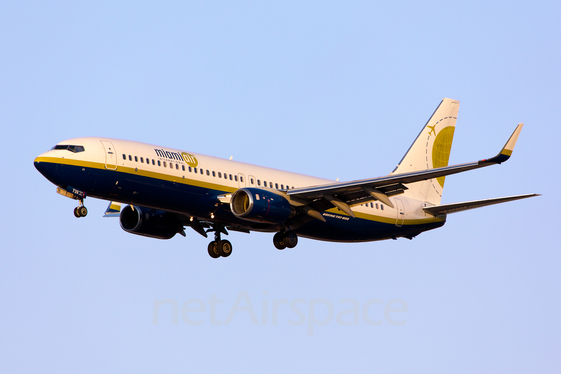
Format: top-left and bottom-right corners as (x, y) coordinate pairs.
(73, 204), (88, 218)
(55, 186), (88, 218)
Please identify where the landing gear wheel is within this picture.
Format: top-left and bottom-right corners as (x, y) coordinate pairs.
(73, 204), (88, 218)
(285, 233), (298, 248)
(78, 206), (88, 217)
(273, 232), (287, 250)
(208, 241), (220, 259)
(218, 240), (232, 257)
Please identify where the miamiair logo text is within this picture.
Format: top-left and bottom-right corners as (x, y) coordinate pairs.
(154, 149), (198, 168)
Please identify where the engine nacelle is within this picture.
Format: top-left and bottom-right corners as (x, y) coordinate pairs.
(230, 188), (294, 224)
(119, 205), (182, 239)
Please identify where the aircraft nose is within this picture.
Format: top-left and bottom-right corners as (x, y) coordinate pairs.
(34, 155), (59, 184)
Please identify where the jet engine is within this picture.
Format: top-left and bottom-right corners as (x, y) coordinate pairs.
(230, 188), (294, 224)
(119, 205), (183, 239)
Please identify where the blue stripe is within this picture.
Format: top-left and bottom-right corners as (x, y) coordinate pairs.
(35, 160), (445, 242)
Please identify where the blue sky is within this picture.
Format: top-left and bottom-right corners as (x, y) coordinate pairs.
(1, 1), (559, 373)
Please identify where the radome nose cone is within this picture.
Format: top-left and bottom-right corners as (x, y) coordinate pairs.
(34, 157), (58, 184)
(34, 157), (44, 173)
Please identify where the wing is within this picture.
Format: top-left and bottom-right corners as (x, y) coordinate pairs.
(286, 124), (524, 220)
(422, 194), (539, 216)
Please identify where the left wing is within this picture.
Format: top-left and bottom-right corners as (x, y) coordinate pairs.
(287, 124), (524, 217)
(422, 194), (539, 216)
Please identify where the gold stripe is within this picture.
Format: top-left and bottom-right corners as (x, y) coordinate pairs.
(36, 157), (444, 226)
(325, 208), (444, 225)
(501, 149), (513, 156)
(35, 157), (239, 192)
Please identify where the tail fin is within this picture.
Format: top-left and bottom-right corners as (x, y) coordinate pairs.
(392, 98), (460, 205)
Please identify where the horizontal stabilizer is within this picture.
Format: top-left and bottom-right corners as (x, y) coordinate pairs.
(103, 201), (122, 217)
(423, 193), (540, 216)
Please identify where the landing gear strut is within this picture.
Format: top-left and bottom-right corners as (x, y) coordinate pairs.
(273, 232), (298, 250)
(207, 225), (232, 259)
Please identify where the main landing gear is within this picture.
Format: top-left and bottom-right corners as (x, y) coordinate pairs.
(207, 226), (232, 259)
(273, 231), (298, 250)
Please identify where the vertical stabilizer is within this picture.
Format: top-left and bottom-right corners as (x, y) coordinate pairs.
(392, 98), (460, 205)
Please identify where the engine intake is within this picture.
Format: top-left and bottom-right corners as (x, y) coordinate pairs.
(120, 205), (182, 239)
(230, 188), (294, 224)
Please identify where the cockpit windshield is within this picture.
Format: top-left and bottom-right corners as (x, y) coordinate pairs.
(51, 145), (85, 153)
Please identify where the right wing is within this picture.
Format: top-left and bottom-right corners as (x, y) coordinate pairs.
(286, 124), (525, 220)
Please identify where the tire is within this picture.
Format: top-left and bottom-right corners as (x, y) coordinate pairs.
(74, 207), (81, 218)
(273, 232), (286, 250)
(79, 206), (88, 217)
(285, 233), (298, 248)
(208, 241), (220, 258)
(218, 240), (232, 257)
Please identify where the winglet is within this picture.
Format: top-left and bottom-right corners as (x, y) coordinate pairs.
(501, 123), (523, 157)
(482, 123), (523, 165)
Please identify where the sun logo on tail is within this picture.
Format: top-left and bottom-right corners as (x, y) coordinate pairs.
(427, 124), (437, 137)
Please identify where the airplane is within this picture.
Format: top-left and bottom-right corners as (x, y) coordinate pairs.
(34, 98), (539, 259)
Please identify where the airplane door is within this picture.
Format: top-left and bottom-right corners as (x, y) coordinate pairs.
(395, 198), (405, 227)
(238, 173), (246, 188)
(100, 140), (117, 170)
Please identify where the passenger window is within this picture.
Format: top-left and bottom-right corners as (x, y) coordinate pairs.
(152, 160), (155, 165)
(206, 170), (210, 176)
(224, 173), (227, 179)
(164, 162), (167, 167)
(140, 157), (144, 163)
(257, 180), (261, 186)
(250, 178), (254, 184)
(194, 168), (197, 173)
(189, 166), (192, 172)
(264, 180), (267, 187)
(281, 184), (284, 190)
(176, 164), (179, 169)
(200, 169), (204, 175)
(240, 176), (244, 183)
(122, 154), (126, 160)
(218, 172), (222, 178)
(182, 165), (185, 171)
(170, 163), (173, 169)
(381, 205), (384, 210)
(275, 183), (279, 189)
(134, 156), (138, 162)
(229, 174), (232, 180)
(158, 160), (161, 166)
(269, 182), (273, 188)
(234, 175), (238, 182)
(129, 155), (132, 161)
